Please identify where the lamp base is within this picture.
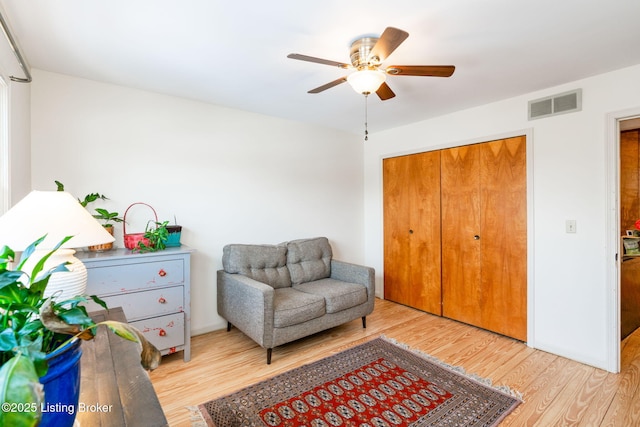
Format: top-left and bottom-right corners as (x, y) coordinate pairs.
(19, 249), (88, 301)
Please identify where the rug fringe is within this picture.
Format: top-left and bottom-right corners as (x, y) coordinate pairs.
(379, 334), (524, 402)
(187, 405), (207, 427)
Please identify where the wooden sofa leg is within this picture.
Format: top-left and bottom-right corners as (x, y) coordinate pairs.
(227, 322), (232, 332)
(267, 348), (273, 365)
(362, 316), (367, 328)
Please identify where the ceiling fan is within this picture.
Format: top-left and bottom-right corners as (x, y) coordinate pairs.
(287, 27), (455, 101)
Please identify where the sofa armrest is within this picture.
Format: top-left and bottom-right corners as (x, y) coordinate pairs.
(217, 270), (275, 348)
(330, 260), (375, 304)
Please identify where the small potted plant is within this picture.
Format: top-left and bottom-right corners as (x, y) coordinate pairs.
(55, 181), (123, 252)
(87, 208), (124, 252)
(0, 236), (161, 427)
(134, 220), (169, 253)
(166, 216), (182, 247)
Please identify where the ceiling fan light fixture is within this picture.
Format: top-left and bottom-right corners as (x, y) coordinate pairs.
(347, 69), (386, 95)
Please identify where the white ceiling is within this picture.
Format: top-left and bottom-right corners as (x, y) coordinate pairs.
(1, 0), (639, 135)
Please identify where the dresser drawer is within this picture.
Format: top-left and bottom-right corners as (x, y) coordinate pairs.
(85, 286), (184, 322)
(131, 313), (185, 353)
(86, 259), (184, 295)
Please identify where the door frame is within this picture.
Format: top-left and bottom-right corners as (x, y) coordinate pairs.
(606, 107), (640, 373)
(380, 128), (535, 347)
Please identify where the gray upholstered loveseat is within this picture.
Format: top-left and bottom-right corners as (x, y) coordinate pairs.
(217, 237), (375, 364)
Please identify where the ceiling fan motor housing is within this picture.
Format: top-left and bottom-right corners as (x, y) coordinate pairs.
(286, 26), (454, 101)
(350, 37), (380, 68)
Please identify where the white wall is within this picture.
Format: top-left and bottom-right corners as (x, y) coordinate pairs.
(30, 69), (365, 335)
(364, 64), (640, 371)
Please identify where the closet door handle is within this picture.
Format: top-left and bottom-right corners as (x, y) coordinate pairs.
(474, 235), (480, 240)
(409, 229), (414, 234)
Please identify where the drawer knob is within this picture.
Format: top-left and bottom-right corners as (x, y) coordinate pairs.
(158, 297), (167, 304)
(158, 329), (167, 337)
(158, 269), (167, 277)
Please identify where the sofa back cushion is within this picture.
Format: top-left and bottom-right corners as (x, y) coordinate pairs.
(286, 237), (332, 285)
(222, 244), (291, 288)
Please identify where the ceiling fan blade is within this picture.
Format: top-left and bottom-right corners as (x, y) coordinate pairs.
(308, 77), (348, 94)
(287, 53), (351, 69)
(368, 27), (409, 62)
(386, 65), (455, 77)
(376, 82), (396, 100)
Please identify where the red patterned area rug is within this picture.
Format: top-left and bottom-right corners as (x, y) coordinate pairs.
(197, 337), (521, 427)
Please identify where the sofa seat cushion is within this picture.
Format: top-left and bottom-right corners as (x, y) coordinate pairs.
(273, 288), (326, 328)
(293, 279), (368, 314)
(287, 237), (332, 285)
(222, 243), (291, 289)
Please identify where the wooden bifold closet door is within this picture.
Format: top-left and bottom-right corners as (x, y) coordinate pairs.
(441, 137), (527, 342)
(383, 136), (527, 342)
(383, 150), (442, 315)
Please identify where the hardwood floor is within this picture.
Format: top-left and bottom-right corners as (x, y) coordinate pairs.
(150, 298), (640, 426)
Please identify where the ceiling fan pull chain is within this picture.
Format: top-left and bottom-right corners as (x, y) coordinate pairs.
(364, 93), (369, 141)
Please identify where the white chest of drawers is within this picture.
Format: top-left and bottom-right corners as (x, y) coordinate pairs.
(77, 246), (192, 362)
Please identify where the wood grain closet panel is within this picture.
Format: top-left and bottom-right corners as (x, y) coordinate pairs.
(479, 137), (527, 341)
(383, 151), (442, 314)
(441, 145), (482, 327)
(383, 156), (411, 306)
(442, 136), (527, 341)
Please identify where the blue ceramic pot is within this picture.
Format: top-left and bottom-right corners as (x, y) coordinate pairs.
(39, 338), (82, 427)
(166, 225), (182, 247)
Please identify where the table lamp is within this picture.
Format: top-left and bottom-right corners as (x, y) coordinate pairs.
(0, 190), (115, 300)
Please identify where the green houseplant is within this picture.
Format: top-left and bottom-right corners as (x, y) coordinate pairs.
(134, 220), (170, 253)
(88, 208), (124, 252)
(92, 208), (124, 227)
(0, 235), (161, 427)
(55, 181), (123, 252)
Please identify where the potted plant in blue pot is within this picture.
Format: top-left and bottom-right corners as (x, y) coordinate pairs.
(0, 236), (161, 427)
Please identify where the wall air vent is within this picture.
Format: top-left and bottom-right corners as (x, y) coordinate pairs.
(528, 89), (582, 120)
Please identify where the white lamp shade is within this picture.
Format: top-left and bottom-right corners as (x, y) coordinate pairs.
(0, 190), (115, 250)
(347, 69), (386, 94)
